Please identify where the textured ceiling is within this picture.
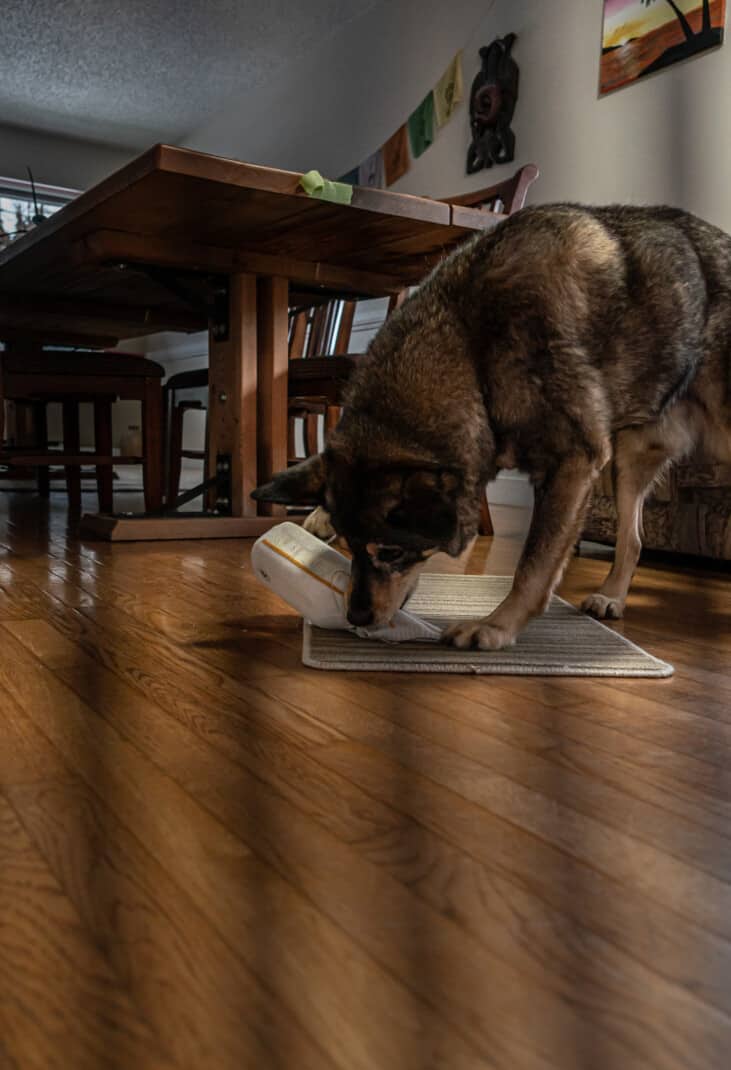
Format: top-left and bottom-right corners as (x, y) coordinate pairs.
(0, 0), (380, 148)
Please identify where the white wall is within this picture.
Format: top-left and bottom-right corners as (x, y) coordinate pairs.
(185, 0), (479, 178)
(185, 0), (731, 225)
(395, 0), (731, 227)
(0, 122), (134, 190)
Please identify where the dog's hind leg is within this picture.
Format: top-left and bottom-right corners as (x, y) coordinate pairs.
(582, 429), (674, 620)
(444, 450), (603, 650)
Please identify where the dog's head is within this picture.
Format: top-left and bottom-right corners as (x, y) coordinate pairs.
(252, 448), (466, 627)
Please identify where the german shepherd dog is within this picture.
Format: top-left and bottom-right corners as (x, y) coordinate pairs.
(253, 204), (731, 650)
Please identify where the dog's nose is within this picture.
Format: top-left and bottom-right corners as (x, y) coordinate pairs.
(347, 605), (374, 627)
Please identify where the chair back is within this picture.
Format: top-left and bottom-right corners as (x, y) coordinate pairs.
(289, 299), (357, 359)
(441, 163), (539, 215)
(288, 396), (328, 462)
(2, 348), (164, 380)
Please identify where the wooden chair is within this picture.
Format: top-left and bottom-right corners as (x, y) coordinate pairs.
(165, 303), (355, 502)
(288, 396), (328, 463)
(441, 162), (539, 216)
(287, 354), (356, 433)
(0, 346), (164, 513)
(288, 299), (356, 361)
(287, 298), (359, 439)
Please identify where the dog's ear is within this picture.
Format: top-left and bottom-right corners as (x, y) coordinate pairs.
(387, 469), (460, 543)
(251, 454), (325, 504)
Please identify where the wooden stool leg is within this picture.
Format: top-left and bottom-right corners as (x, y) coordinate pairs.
(142, 379), (163, 512)
(32, 402), (50, 498)
(94, 399), (114, 513)
(62, 401), (81, 512)
(478, 492), (494, 537)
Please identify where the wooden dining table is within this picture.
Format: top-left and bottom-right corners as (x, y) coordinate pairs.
(0, 143), (503, 540)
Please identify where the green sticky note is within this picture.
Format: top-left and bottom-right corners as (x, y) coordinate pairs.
(299, 170), (353, 205)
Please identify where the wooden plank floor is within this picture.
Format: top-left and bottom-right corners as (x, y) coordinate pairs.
(0, 490), (729, 1070)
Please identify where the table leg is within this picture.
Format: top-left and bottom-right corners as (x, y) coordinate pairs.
(256, 276), (289, 517)
(207, 273), (259, 516)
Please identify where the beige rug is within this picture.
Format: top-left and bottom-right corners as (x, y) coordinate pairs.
(303, 574), (673, 676)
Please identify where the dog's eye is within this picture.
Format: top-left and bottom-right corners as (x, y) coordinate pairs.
(376, 546), (405, 564)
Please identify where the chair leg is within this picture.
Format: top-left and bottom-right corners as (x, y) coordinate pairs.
(141, 379), (163, 512)
(61, 401), (82, 511)
(162, 383), (173, 505)
(94, 399), (114, 513)
(168, 402), (187, 505)
(305, 411), (320, 458)
(14, 401), (35, 445)
(478, 492), (494, 537)
(287, 408), (297, 463)
(202, 407), (209, 499)
(32, 403), (50, 498)
(325, 404), (341, 435)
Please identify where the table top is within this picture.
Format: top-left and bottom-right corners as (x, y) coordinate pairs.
(0, 144), (502, 347)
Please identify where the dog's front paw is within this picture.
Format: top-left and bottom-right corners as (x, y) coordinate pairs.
(303, 506), (335, 541)
(442, 618), (518, 651)
(581, 593), (625, 620)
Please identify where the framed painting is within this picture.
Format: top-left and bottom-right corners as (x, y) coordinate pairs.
(600, 0), (726, 94)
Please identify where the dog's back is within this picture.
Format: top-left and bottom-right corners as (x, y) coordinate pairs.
(353, 203), (731, 471)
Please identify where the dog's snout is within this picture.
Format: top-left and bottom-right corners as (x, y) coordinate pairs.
(347, 605), (374, 627)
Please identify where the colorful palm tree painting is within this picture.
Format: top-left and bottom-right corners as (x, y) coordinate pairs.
(600, 0), (726, 94)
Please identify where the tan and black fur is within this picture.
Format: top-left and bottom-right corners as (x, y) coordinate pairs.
(254, 204), (731, 649)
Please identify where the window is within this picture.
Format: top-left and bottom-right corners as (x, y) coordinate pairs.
(0, 176), (78, 248)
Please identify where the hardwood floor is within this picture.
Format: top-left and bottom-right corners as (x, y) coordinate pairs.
(0, 490), (729, 1070)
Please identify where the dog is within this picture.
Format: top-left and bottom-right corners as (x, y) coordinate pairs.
(253, 203), (731, 650)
